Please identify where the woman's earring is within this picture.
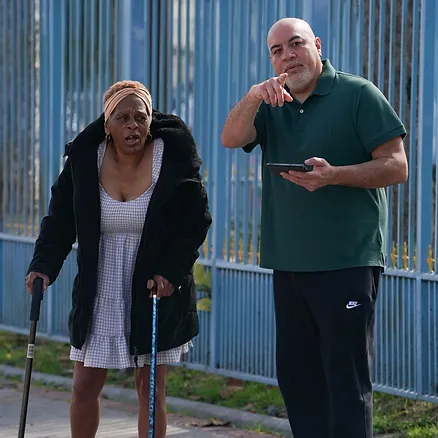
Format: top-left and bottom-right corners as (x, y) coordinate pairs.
(106, 134), (111, 144)
(146, 133), (152, 141)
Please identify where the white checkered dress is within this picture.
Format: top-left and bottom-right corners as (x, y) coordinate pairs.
(70, 138), (192, 369)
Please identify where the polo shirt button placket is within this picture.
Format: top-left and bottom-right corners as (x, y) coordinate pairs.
(299, 108), (304, 114)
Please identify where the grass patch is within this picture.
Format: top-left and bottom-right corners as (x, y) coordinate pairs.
(1, 330), (438, 437)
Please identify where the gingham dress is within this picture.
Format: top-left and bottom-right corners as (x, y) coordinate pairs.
(70, 138), (191, 369)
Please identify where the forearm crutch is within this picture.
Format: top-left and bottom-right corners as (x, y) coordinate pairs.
(147, 279), (159, 438)
(18, 276), (44, 438)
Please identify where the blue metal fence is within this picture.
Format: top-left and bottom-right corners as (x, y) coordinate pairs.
(1, 0), (438, 402)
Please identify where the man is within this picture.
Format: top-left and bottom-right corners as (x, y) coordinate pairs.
(221, 17), (408, 438)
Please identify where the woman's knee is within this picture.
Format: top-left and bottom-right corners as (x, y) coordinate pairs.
(72, 362), (107, 402)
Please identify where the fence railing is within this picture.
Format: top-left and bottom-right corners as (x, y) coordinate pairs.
(1, 0), (438, 403)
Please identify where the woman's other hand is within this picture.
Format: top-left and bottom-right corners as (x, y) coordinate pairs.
(25, 272), (50, 293)
(149, 275), (174, 298)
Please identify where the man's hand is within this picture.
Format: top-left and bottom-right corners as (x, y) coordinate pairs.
(25, 272), (50, 293)
(280, 157), (338, 191)
(148, 275), (174, 299)
(249, 73), (293, 107)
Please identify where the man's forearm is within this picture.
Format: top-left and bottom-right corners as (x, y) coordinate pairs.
(332, 156), (408, 189)
(221, 92), (262, 148)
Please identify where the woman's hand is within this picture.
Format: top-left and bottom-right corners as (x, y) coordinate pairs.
(25, 272), (50, 293)
(148, 275), (174, 298)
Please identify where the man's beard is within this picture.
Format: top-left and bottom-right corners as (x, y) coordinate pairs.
(286, 69), (313, 94)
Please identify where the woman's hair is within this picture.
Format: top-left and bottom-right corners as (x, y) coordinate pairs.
(104, 80), (151, 105)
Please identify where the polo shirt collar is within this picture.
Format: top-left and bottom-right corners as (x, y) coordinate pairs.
(312, 59), (336, 96)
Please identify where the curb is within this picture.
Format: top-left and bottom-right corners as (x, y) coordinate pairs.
(0, 364), (292, 437)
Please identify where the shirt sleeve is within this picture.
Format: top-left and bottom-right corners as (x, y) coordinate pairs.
(242, 102), (267, 153)
(354, 81), (407, 154)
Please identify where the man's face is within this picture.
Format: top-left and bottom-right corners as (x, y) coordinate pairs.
(268, 21), (322, 94)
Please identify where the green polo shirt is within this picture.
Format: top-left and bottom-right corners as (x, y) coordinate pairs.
(243, 59), (406, 272)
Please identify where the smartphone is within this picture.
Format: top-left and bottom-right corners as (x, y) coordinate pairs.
(266, 162), (311, 175)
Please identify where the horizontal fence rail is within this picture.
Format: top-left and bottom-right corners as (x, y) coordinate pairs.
(1, 0), (438, 404)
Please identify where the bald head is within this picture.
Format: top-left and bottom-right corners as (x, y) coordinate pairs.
(267, 18), (316, 50)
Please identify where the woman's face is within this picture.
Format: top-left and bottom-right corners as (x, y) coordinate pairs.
(106, 94), (151, 154)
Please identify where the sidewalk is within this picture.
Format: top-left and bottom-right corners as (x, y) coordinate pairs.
(0, 377), (280, 438)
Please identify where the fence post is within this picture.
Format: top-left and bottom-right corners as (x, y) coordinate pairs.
(37, 0), (65, 336)
(416, 0), (436, 398)
(208, 0), (229, 371)
(118, 0), (132, 81)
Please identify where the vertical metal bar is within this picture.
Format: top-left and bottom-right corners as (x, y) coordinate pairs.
(222, 0), (235, 262)
(427, 283), (432, 393)
(342, 0), (351, 71)
(90, 0), (97, 115)
(367, 0), (375, 81)
(175, 0), (182, 115)
(398, 0), (408, 264)
(351, 0), (364, 76)
(408, 0), (419, 270)
(377, 0), (386, 91)
(67, 1), (73, 137)
(150, 0), (159, 98)
(31, 0), (37, 235)
(184, 0), (190, 122)
(15, 0), (23, 235)
(158, 0), (167, 111)
(1, 0), (7, 232)
(74, 1), (81, 131)
(104, 1), (111, 94)
(332, 0), (341, 68)
(192, 0), (202, 148)
(47, 0), (64, 335)
(416, 0), (436, 398)
(209, 0), (229, 370)
(82, 1), (88, 125)
(39, 0), (49, 222)
(22, 0), (30, 235)
(387, 0), (396, 106)
(0, 0), (6, 310)
(241, 0), (250, 264)
(9, 0), (16, 233)
(97, 0), (103, 102)
(434, 0), (438, 268)
(166, 0), (174, 114)
(249, 0), (261, 266)
(388, 0), (397, 265)
(143, 0), (151, 88)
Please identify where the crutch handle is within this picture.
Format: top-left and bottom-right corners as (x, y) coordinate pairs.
(30, 277), (44, 322)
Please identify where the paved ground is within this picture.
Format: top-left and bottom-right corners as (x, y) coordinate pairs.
(0, 378), (278, 438)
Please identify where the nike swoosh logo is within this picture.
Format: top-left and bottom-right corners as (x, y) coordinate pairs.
(346, 302), (361, 309)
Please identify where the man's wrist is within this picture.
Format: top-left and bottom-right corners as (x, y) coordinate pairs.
(246, 87), (263, 106)
(330, 166), (342, 186)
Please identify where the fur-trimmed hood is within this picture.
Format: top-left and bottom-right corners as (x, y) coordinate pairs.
(65, 110), (202, 180)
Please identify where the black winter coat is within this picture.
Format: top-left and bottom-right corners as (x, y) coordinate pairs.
(27, 111), (212, 357)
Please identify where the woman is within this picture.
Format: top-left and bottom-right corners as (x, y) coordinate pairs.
(25, 80), (212, 438)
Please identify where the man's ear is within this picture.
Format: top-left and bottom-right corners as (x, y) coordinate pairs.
(315, 37), (322, 56)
